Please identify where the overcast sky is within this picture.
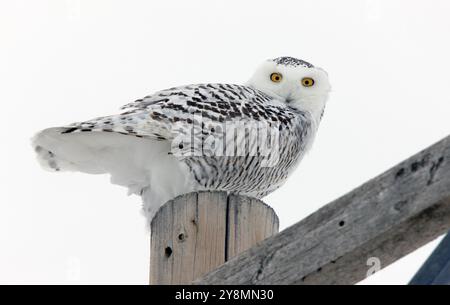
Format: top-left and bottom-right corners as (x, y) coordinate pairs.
(1, 0), (449, 284)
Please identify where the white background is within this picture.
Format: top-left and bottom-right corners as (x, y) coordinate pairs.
(1, 0), (449, 284)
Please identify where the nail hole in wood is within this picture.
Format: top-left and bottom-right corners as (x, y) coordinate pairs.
(165, 247), (172, 258)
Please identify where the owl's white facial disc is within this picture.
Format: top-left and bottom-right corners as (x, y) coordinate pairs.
(246, 56), (331, 126)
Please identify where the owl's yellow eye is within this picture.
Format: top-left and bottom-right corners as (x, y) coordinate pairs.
(301, 77), (315, 87)
(270, 73), (283, 83)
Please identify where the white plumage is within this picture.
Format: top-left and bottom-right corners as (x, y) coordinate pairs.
(33, 57), (331, 223)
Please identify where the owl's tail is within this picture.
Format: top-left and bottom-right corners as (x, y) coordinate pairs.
(32, 127), (108, 174)
(32, 126), (191, 223)
(33, 127), (81, 173)
(31, 127), (169, 193)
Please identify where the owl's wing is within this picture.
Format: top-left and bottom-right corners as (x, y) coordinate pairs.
(32, 83), (285, 178)
(54, 83), (277, 140)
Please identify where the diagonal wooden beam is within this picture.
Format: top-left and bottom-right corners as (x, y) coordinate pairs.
(196, 135), (450, 285)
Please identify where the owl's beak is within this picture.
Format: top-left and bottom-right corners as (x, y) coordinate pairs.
(285, 92), (294, 103)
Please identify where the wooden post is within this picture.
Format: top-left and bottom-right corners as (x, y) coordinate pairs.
(149, 191), (279, 285)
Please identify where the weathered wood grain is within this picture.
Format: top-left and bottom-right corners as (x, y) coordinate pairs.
(150, 192), (279, 284)
(196, 135), (450, 285)
(227, 195), (280, 259)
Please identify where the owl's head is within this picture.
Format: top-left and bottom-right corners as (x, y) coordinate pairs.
(247, 56), (331, 125)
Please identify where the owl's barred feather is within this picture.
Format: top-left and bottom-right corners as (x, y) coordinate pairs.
(33, 57), (330, 222)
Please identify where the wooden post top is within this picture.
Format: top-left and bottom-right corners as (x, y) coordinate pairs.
(149, 191), (279, 285)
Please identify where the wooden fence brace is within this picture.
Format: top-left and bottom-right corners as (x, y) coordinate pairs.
(149, 191), (279, 284)
(195, 135), (450, 285)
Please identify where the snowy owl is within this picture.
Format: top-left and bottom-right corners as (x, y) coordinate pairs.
(33, 56), (331, 222)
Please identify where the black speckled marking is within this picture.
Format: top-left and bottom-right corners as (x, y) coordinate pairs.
(61, 127), (78, 134)
(271, 56), (314, 68)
